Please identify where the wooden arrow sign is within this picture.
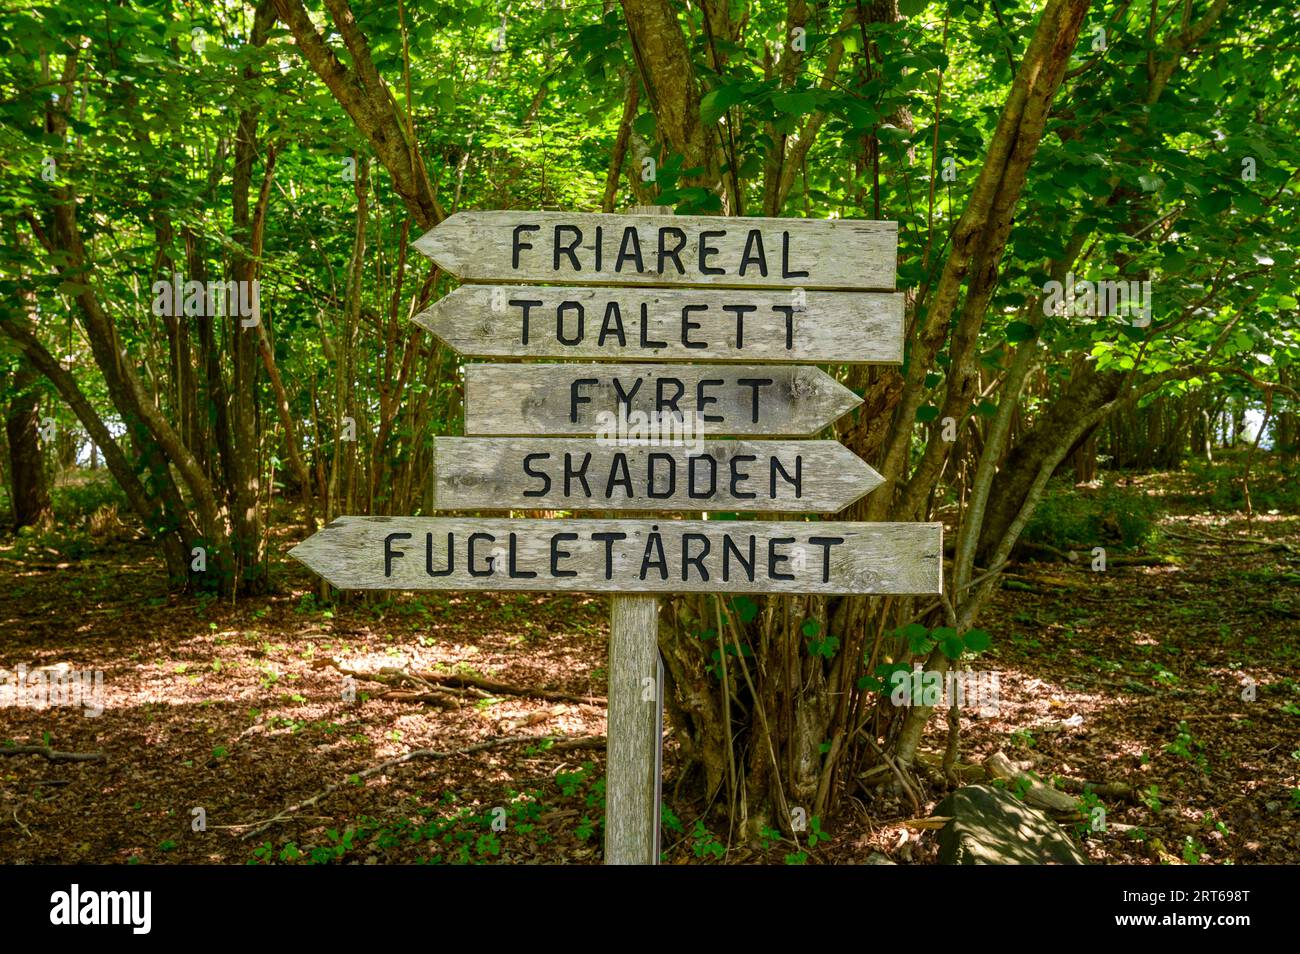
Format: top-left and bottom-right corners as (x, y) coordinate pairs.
(432, 437), (883, 513)
(463, 363), (862, 437)
(290, 517), (942, 595)
(413, 211), (897, 290)
(414, 286), (903, 364)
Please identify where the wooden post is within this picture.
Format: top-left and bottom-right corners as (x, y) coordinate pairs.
(605, 592), (661, 864)
(604, 204), (671, 866)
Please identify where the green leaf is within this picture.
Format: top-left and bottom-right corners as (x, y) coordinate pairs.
(730, 596), (759, 623)
(1006, 321), (1036, 343)
(963, 629), (991, 652)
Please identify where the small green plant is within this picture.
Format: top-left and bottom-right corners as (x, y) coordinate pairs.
(806, 815), (828, 848)
(1164, 720), (1209, 775)
(691, 820), (725, 860)
(1141, 785), (1163, 812)
(1009, 729), (1037, 750)
(1182, 836), (1205, 865)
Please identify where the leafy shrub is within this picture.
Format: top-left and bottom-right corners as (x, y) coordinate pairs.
(1022, 481), (1159, 550)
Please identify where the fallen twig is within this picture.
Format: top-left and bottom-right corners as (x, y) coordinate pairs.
(0, 746), (105, 763)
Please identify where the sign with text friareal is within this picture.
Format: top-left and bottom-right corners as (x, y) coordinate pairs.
(413, 211), (898, 290)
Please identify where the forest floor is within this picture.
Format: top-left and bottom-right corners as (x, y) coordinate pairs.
(1, 462), (1297, 865)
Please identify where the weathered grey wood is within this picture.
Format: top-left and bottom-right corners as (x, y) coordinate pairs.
(432, 437), (883, 513)
(414, 286), (904, 363)
(464, 363), (862, 437)
(412, 211), (897, 290)
(605, 593), (659, 865)
(288, 517), (943, 594)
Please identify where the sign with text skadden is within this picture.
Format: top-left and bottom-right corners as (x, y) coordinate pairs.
(432, 437), (884, 513)
(414, 286), (903, 363)
(290, 517), (943, 595)
(413, 212), (897, 290)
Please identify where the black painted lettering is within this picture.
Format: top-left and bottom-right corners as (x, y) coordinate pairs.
(722, 304), (754, 349)
(681, 533), (711, 582)
(522, 453), (552, 497)
(554, 225), (582, 271)
(655, 377), (684, 416)
(729, 454), (757, 499)
(615, 227), (645, 272)
(698, 230), (726, 274)
(771, 304), (796, 350)
(722, 534), (756, 583)
(739, 229), (768, 276)
(426, 532), (454, 577)
(511, 224), (539, 269)
(640, 525), (669, 580)
(598, 302), (627, 347)
(612, 376), (643, 414)
(468, 532), (496, 577)
(770, 455), (802, 498)
(781, 230), (809, 279)
(511, 299), (542, 345)
(696, 378), (724, 423)
(564, 452), (593, 497)
(808, 535), (846, 583)
(550, 532), (579, 577)
(570, 377), (598, 423)
(681, 304), (707, 350)
(768, 536), (795, 580)
(688, 454), (717, 499)
(647, 452), (676, 499)
(508, 533), (537, 578)
(638, 303), (667, 349)
(657, 227), (687, 274)
(557, 301), (584, 345)
(384, 532), (411, 577)
(737, 377), (774, 423)
(606, 453), (633, 499)
(591, 531), (627, 580)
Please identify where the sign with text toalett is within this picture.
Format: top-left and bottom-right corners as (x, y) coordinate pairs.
(414, 285), (903, 363)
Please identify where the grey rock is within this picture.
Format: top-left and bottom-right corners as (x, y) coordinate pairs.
(936, 784), (1088, 865)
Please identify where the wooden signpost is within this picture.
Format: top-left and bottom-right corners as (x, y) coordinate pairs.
(290, 207), (939, 866)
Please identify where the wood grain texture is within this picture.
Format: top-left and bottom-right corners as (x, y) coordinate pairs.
(412, 211), (897, 289)
(463, 363), (863, 437)
(605, 593), (660, 865)
(414, 285), (904, 363)
(432, 437), (883, 513)
(288, 517), (943, 594)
